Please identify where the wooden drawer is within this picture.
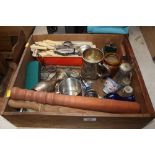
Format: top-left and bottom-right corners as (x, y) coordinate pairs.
(1, 34), (155, 128)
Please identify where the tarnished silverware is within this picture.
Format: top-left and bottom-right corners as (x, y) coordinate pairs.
(57, 78), (82, 96)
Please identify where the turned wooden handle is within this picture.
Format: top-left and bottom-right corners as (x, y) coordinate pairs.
(10, 87), (141, 113)
(8, 99), (41, 111)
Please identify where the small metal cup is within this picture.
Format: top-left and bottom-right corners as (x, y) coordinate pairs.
(57, 78), (82, 96)
(81, 48), (109, 80)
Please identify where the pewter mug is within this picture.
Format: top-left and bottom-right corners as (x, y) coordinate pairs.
(57, 78), (82, 96)
(81, 48), (109, 80)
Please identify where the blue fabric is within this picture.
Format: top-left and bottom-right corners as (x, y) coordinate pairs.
(87, 26), (128, 34)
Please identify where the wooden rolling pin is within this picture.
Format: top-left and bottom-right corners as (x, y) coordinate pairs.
(10, 87), (141, 113)
(8, 99), (108, 116)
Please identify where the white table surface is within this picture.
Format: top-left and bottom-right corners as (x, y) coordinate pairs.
(0, 26), (155, 128)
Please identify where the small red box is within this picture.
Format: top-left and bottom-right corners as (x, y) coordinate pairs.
(36, 56), (83, 66)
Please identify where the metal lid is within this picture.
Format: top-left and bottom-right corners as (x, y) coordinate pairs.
(119, 63), (132, 73)
(123, 86), (133, 94)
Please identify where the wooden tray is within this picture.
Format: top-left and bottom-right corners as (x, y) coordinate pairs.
(1, 34), (154, 128)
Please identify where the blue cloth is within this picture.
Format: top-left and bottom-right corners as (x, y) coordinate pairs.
(87, 26), (128, 34)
